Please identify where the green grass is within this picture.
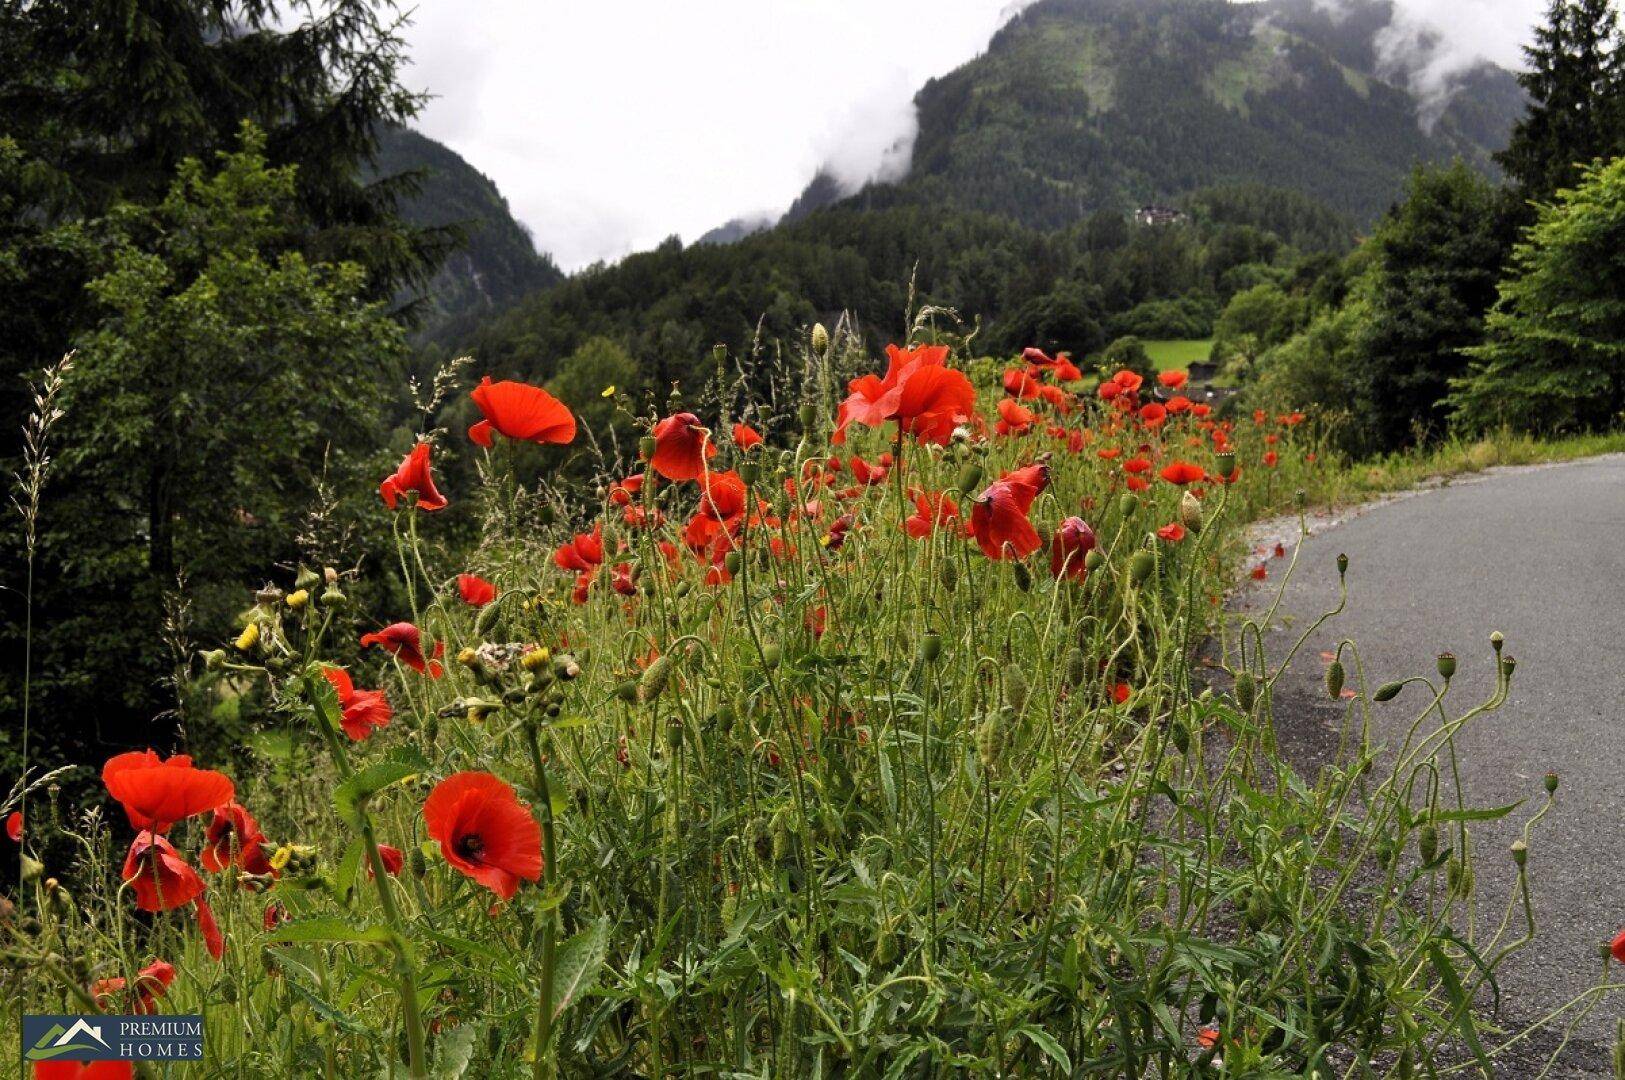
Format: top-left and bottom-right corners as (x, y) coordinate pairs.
(1142, 338), (1213, 370)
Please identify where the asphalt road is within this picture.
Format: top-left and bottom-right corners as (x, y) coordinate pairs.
(1236, 454), (1625, 1076)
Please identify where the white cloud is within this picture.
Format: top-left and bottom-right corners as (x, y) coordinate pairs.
(401, 0), (1538, 271)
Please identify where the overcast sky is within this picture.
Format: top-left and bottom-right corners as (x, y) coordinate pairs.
(400, 0), (1545, 272)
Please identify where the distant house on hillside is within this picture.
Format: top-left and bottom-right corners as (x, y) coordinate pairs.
(1134, 204), (1189, 227)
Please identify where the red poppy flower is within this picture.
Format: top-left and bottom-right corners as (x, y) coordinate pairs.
(1250, 563), (1268, 580)
(1195, 1026), (1220, 1050)
(423, 771), (543, 901)
(1263, 450), (1279, 468)
(379, 442), (448, 512)
(1053, 356), (1084, 383)
(201, 802), (269, 873)
(372, 843), (405, 878)
(322, 666), (393, 741)
(467, 377), (576, 448)
(1157, 523), (1187, 542)
(849, 455), (888, 486)
(5, 811), (20, 842)
(996, 397), (1037, 436)
(102, 751), (234, 833)
(1159, 461), (1205, 485)
(1112, 682), (1132, 704)
(1158, 370), (1188, 389)
(360, 622), (444, 678)
(122, 831), (205, 912)
(1126, 475), (1150, 492)
(1003, 367), (1041, 399)
(1138, 403), (1167, 427)
(836, 344), (974, 446)
(1166, 395), (1191, 414)
(33, 1064), (137, 1080)
(1123, 457), (1151, 474)
(609, 473), (645, 506)
(612, 562), (638, 596)
(1110, 369), (1143, 393)
(732, 422), (763, 449)
(904, 489), (961, 539)
(553, 523), (605, 574)
(970, 463), (1049, 561)
(1611, 928), (1625, 964)
(1050, 516), (1098, 580)
(93, 959), (176, 1015)
(458, 573), (497, 607)
(196, 896), (223, 960)
(649, 412), (716, 481)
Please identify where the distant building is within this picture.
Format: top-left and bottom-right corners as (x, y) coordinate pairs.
(1134, 204), (1189, 227)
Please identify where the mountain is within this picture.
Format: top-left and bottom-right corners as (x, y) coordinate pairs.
(371, 125), (564, 344)
(781, 0), (1523, 230)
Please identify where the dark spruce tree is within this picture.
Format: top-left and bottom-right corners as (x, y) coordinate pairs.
(0, 1), (444, 772)
(1496, 0), (1625, 206)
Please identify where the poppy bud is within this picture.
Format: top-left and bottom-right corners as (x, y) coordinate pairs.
(1447, 858), (1473, 896)
(1129, 550), (1155, 584)
(761, 644), (781, 670)
(939, 559), (958, 592)
(976, 713), (1002, 768)
(20, 854), (43, 884)
(725, 551), (742, 575)
(202, 648), (227, 670)
(1336, 553), (1348, 577)
(955, 463), (983, 495)
(1373, 681), (1403, 702)
(1169, 720), (1189, 754)
(1325, 660), (1344, 699)
(409, 847), (427, 879)
(1435, 653), (1456, 680)
(1179, 491), (1203, 533)
(235, 622), (260, 652)
(219, 981), (238, 1004)
(811, 323), (829, 354)
(1012, 560), (1031, 592)
(1117, 494), (1137, 518)
(920, 632), (942, 663)
(1294, 489), (1306, 508)
(638, 654), (675, 703)
(612, 679), (635, 703)
(675, 580), (693, 598)
(1005, 666), (1029, 714)
(1544, 771), (1558, 795)
(738, 461), (760, 484)
(1065, 647), (1086, 687)
(1418, 823), (1438, 863)
(475, 602), (502, 638)
(797, 403), (817, 428)
(1234, 672), (1256, 712)
(319, 585), (347, 608)
(1084, 549), (1105, 573)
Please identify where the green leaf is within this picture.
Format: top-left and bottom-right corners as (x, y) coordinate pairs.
(282, 975), (372, 1037)
(551, 918), (610, 1020)
(268, 917), (398, 949)
(330, 838), (363, 904)
(432, 1024), (479, 1078)
(1427, 942), (1492, 1075)
(1017, 1026), (1072, 1072)
(1432, 799), (1523, 823)
(333, 761), (418, 827)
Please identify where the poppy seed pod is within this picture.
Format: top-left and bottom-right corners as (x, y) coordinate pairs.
(1544, 771), (1559, 795)
(797, 403), (817, 428)
(665, 716), (684, 750)
(955, 463), (984, 495)
(811, 323), (829, 354)
(920, 632), (942, 663)
(1325, 660), (1345, 700)
(1435, 653), (1456, 680)
(737, 460), (760, 484)
(1129, 550), (1155, 584)
(1418, 823), (1438, 863)
(1336, 553), (1348, 577)
(1373, 681), (1403, 702)
(1214, 449), (1235, 474)
(1500, 655), (1516, 679)
(638, 654), (675, 703)
(1179, 491), (1203, 533)
(1234, 672), (1256, 712)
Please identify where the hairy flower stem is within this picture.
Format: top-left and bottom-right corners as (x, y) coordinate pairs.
(526, 722), (560, 1080)
(304, 672), (429, 1078)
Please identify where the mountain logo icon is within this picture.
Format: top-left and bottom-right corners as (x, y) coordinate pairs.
(25, 1017), (111, 1061)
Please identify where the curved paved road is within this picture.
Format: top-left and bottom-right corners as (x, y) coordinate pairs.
(1237, 454), (1625, 1075)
